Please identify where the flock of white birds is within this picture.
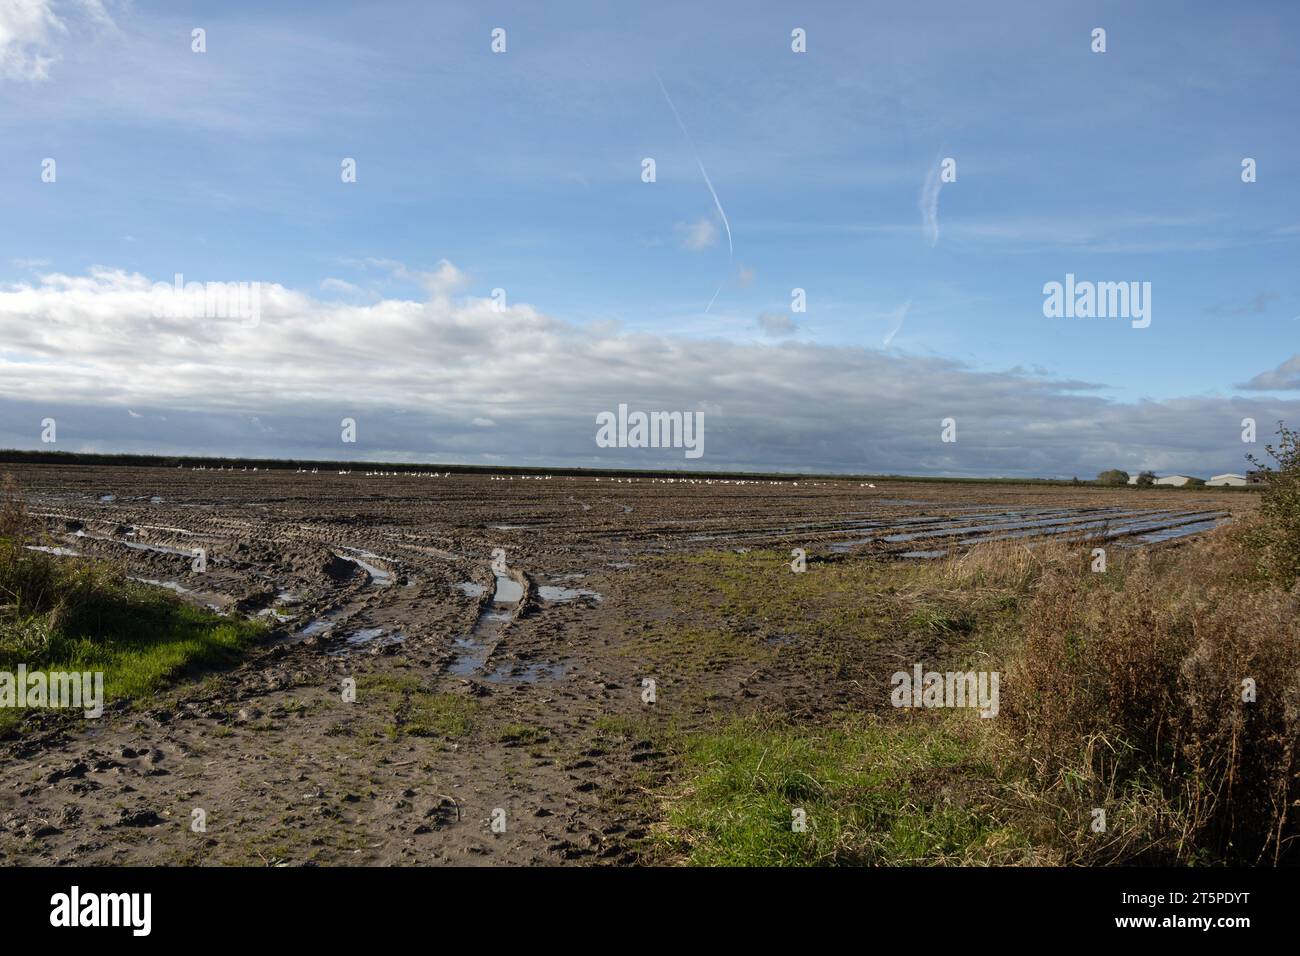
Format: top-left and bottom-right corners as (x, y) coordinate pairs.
(177, 465), (876, 489)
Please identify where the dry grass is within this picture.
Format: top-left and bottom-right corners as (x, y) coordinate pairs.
(993, 526), (1300, 864)
(936, 537), (1076, 592)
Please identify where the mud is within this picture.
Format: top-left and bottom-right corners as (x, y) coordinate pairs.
(0, 465), (1254, 865)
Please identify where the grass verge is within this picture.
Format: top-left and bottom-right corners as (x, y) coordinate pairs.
(656, 712), (1028, 865)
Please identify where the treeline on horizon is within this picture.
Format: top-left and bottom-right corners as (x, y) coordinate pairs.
(0, 448), (1260, 489)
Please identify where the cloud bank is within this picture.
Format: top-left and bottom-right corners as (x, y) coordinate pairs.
(0, 266), (1295, 477)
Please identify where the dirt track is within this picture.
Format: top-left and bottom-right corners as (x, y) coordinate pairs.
(0, 465), (1256, 865)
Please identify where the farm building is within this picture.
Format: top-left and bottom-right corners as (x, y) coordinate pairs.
(1207, 473), (1247, 486)
(1153, 474), (1196, 487)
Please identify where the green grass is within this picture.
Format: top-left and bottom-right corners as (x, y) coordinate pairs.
(626, 548), (1016, 686)
(0, 543), (265, 733)
(356, 673), (478, 739)
(497, 722), (548, 745)
(657, 713), (1027, 866)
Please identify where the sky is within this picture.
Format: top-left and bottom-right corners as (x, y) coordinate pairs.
(0, 0), (1297, 477)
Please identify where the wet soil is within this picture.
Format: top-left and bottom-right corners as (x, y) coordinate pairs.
(0, 465), (1254, 865)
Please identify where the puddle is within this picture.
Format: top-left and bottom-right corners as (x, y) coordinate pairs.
(882, 509), (1135, 544)
(128, 577), (226, 612)
(98, 495), (116, 503)
(456, 582), (487, 598)
(447, 610), (511, 676)
(1102, 513), (1227, 543)
(327, 627), (406, 656)
(1132, 518), (1225, 544)
(295, 607), (349, 638)
(448, 572), (524, 676)
(821, 506), (1229, 555)
(493, 573), (523, 604)
(25, 545), (80, 557)
(120, 539), (198, 557)
(537, 585), (603, 603)
(342, 546), (397, 563)
(335, 551), (392, 587)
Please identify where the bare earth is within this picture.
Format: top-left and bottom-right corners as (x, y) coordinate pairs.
(0, 465), (1255, 865)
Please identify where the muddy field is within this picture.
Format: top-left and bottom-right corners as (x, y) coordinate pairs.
(0, 465), (1256, 865)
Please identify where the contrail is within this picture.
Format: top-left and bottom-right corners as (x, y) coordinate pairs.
(882, 300), (911, 347)
(919, 161), (942, 248)
(654, 70), (732, 311)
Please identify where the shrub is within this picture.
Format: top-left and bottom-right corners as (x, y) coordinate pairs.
(1096, 469), (1129, 486)
(1001, 535), (1300, 864)
(1245, 422), (1300, 585)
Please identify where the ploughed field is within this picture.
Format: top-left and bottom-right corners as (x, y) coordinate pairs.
(0, 465), (1254, 865)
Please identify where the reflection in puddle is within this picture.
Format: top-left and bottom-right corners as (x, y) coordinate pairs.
(296, 607), (348, 638)
(824, 505), (1230, 557)
(448, 572), (524, 676)
(537, 585), (603, 603)
(129, 577), (226, 612)
(456, 581), (487, 598)
(328, 627), (406, 656)
(25, 545), (80, 556)
(493, 573), (523, 604)
(117, 539), (197, 557)
(1130, 517), (1225, 544)
(338, 550), (393, 587)
(132, 577), (190, 594)
(447, 610), (510, 676)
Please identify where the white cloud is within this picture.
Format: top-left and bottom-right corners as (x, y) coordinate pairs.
(676, 217), (718, 252)
(757, 312), (795, 337)
(1239, 355), (1300, 391)
(0, 0), (113, 82)
(320, 277), (362, 295)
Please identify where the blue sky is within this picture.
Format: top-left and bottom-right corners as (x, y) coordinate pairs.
(0, 0), (1297, 476)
